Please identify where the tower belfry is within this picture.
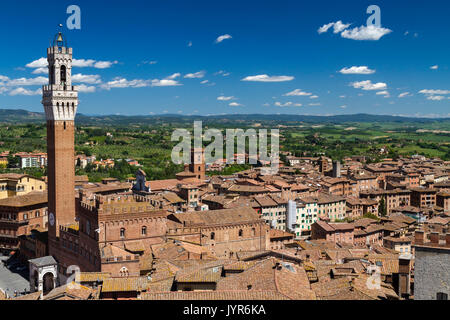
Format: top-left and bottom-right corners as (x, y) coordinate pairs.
(42, 31), (78, 256)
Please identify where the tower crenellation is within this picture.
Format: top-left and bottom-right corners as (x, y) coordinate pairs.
(42, 32), (78, 122)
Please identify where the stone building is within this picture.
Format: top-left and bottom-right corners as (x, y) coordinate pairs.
(413, 230), (450, 300)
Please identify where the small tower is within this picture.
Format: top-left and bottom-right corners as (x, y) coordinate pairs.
(42, 30), (78, 256)
(189, 148), (205, 181)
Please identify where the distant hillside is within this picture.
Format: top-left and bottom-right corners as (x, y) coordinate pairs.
(0, 108), (449, 125)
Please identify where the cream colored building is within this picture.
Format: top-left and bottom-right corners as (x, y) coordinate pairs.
(0, 174), (46, 200)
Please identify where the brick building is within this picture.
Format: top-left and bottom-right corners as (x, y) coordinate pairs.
(410, 188), (437, 209)
(0, 192), (48, 254)
(166, 207), (270, 259)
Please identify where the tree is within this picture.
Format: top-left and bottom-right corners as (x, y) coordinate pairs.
(7, 154), (19, 168)
(378, 197), (387, 217)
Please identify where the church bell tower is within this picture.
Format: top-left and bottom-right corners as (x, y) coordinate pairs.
(42, 31), (78, 256)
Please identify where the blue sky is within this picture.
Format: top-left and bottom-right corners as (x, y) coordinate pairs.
(0, 0), (449, 117)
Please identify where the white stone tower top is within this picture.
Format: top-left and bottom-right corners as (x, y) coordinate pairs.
(42, 31), (78, 121)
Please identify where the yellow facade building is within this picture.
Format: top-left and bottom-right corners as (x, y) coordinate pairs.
(0, 174), (47, 199)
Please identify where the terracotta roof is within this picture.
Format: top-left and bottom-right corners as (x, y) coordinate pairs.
(44, 283), (95, 300)
(101, 277), (148, 293)
(175, 266), (223, 283)
(141, 290), (290, 300)
(269, 229), (295, 240)
(0, 192), (47, 208)
(78, 272), (111, 283)
(12, 291), (41, 300)
(170, 207), (261, 227)
(124, 240), (146, 253)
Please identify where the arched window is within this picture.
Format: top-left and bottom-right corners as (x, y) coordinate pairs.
(251, 228), (256, 237)
(142, 226), (147, 236)
(210, 232), (215, 240)
(120, 228), (125, 238)
(35, 210), (40, 218)
(86, 220), (91, 236)
(239, 229), (243, 237)
(60, 65), (67, 85)
(119, 267), (129, 277)
(50, 66), (55, 84)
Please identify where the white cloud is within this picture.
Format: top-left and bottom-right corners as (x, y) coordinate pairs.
(350, 80), (387, 91)
(200, 80), (209, 84)
(6, 76), (48, 86)
(275, 102), (302, 107)
(101, 78), (149, 89)
(318, 21), (351, 34)
(25, 58), (48, 69)
(376, 90), (390, 97)
(151, 79), (181, 87)
(217, 96), (235, 101)
(333, 21), (351, 33)
(71, 59), (96, 67)
(188, 41), (193, 47)
(341, 25), (392, 41)
(77, 84), (96, 93)
(398, 92), (411, 98)
(309, 103), (321, 106)
(26, 57), (118, 71)
(242, 74), (294, 82)
(310, 95), (319, 99)
(419, 89), (450, 95)
(102, 74), (182, 89)
(32, 67), (48, 75)
(0, 75), (9, 84)
(229, 102), (242, 107)
(427, 96), (446, 101)
(215, 34), (232, 43)
(72, 73), (102, 84)
(318, 22), (334, 34)
(184, 71), (206, 79)
(340, 105), (347, 109)
(93, 61), (118, 69)
(339, 66), (376, 75)
(284, 89), (312, 96)
(166, 73), (181, 80)
(430, 65), (439, 70)
(8, 87), (42, 96)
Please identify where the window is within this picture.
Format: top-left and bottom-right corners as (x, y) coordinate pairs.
(35, 211), (40, 218)
(119, 267), (129, 277)
(210, 232), (215, 240)
(120, 228), (125, 238)
(238, 229), (243, 237)
(60, 65), (67, 85)
(23, 213), (28, 220)
(437, 293), (448, 300)
(142, 226), (147, 236)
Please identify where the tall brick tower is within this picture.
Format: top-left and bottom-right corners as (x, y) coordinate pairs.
(42, 31), (78, 256)
(189, 148), (205, 181)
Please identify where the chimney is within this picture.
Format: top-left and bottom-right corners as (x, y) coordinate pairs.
(446, 233), (450, 248)
(414, 230), (424, 245)
(430, 232), (439, 245)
